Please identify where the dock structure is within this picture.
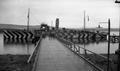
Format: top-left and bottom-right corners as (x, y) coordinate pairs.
(27, 33), (118, 71)
(27, 33), (115, 71)
(3, 27), (116, 71)
(110, 35), (119, 43)
(3, 30), (39, 44)
(37, 37), (94, 71)
(28, 37), (95, 71)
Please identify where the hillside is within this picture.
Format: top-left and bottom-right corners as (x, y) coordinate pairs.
(0, 24), (119, 32)
(0, 24), (40, 30)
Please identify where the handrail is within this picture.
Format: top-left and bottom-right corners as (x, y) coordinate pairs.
(27, 35), (42, 71)
(27, 37), (41, 63)
(77, 45), (113, 61)
(56, 35), (114, 71)
(59, 36), (113, 62)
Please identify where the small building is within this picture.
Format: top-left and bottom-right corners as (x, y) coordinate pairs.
(55, 18), (59, 29)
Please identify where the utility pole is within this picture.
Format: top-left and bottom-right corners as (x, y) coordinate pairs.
(27, 8), (30, 55)
(84, 10), (86, 31)
(115, 0), (120, 71)
(99, 19), (111, 71)
(83, 10), (87, 55)
(107, 19), (110, 71)
(27, 8), (30, 31)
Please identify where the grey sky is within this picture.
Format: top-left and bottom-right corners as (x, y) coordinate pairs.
(0, 0), (119, 28)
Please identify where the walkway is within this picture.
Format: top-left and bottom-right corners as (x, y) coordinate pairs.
(36, 37), (93, 71)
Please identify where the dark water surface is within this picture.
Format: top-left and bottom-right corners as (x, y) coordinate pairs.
(79, 42), (118, 54)
(0, 32), (119, 55)
(0, 34), (35, 55)
(79, 31), (119, 54)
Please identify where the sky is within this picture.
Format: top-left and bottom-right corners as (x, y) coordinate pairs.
(0, 0), (119, 28)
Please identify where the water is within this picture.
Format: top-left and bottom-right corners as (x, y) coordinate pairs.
(0, 31), (119, 55)
(78, 31), (119, 54)
(111, 31), (119, 35)
(80, 42), (118, 54)
(75, 31), (119, 54)
(0, 33), (35, 55)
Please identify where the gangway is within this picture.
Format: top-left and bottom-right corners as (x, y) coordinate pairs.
(27, 36), (114, 71)
(28, 36), (98, 71)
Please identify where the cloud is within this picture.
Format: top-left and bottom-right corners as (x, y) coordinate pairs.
(0, 0), (119, 28)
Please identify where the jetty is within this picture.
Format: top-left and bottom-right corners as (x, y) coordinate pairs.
(2, 23), (118, 71)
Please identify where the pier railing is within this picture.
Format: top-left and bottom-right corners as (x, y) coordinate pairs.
(27, 35), (42, 71)
(56, 35), (115, 71)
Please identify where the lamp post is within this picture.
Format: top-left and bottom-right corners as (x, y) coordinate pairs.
(99, 19), (111, 71)
(115, 0), (120, 3)
(115, 0), (120, 71)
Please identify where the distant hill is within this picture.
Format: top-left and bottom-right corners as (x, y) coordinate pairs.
(0, 24), (119, 32)
(86, 28), (119, 32)
(0, 24), (40, 30)
(66, 27), (119, 32)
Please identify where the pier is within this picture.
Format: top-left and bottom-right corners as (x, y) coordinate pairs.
(2, 25), (118, 71)
(0, 0), (120, 71)
(27, 36), (98, 71)
(35, 37), (93, 71)
(22, 28), (116, 71)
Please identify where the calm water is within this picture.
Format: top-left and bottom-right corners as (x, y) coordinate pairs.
(0, 34), (35, 55)
(0, 32), (119, 55)
(80, 42), (118, 54)
(77, 31), (119, 54)
(111, 31), (119, 35)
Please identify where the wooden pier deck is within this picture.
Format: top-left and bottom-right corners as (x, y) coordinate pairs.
(35, 37), (93, 71)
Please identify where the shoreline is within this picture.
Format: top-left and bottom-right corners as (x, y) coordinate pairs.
(0, 54), (30, 71)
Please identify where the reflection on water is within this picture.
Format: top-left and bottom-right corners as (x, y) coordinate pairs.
(0, 32), (119, 55)
(80, 42), (118, 54)
(77, 31), (119, 54)
(111, 31), (119, 35)
(3, 43), (34, 55)
(0, 34), (35, 55)
(0, 34), (4, 54)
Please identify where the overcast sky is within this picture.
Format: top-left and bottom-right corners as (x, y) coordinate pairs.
(0, 0), (119, 28)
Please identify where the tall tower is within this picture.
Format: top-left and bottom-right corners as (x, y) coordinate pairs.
(56, 18), (59, 29)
